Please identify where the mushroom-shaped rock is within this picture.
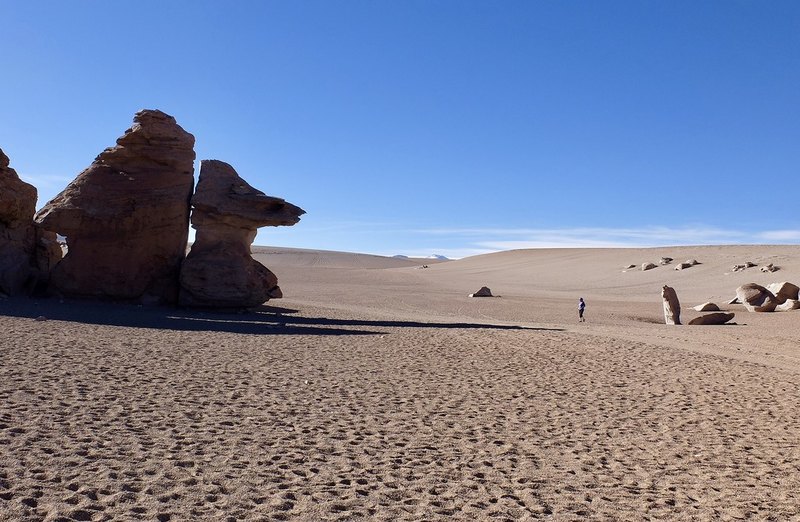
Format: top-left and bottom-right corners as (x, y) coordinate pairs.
(642, 262), (657, 271)
(0, 148), (38, 295)
(693, 302), (720, 312)
(34, 110), (196, 304)
(766, 282), (799, 304)
(661, 285), (681, 325)
(179, 160), (305, 308)
(468, 286), (493, 298)
(688, 312), (735, 325)
(775, 299), (800, 312)
(736, 283), (777, 312)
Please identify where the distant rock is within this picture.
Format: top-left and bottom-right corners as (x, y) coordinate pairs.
(685, 259), (700, 266)
(179, 160), (305, 308)
(624, 264), (636, 270)
(642, 262), (657, 271)
(35, 109), (196, 304)
(775, 300), (800, 312)
(661, 285), (681, 325)
(660, 257), (673, 265)
(736, 283), (777, 312)
(693, 302), (720, 312)
(674, 262), (692, 270)
(760, 263), (778, 273)
(0, 148), (37, 295)
(732, 262), (756, 272)
(767, 282), (799, 303)
(688, 312), (735, 326)
(469, 286), (493, 298)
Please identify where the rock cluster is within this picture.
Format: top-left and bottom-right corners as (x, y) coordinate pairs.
(4, 110), (304, 308)
(733, 281), (800, 313)
(0, 149), (38, 295)
(179, 160), (304, 308)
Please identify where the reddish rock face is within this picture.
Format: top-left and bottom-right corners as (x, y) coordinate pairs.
(179, 160), (304, 308)
(0, 148), (38, 295)
(34, 110), (196, 304)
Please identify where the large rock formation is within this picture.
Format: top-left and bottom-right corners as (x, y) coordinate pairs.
(0, 148), (37, 295)
(179, 160), (304, 308)
(34, 110), (196, 304)
(661, 285), (681, 325)
(767, 282), (799, 304)
(735, 283), (777, 312)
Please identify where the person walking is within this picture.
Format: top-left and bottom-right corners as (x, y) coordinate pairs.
(578, 297), (586, 322)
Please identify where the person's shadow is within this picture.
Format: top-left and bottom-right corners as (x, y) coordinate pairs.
(0, 297), (563, 336)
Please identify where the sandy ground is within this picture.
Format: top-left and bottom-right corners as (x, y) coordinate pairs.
(2, 245), (800, 520)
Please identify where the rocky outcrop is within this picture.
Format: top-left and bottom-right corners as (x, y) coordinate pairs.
(736, 283), (777, 312)
(662, 285), (681, 325)
(34, 110), (196, 304)
(688, 312), (735, 325)
(693, 302), (720, 312)
(468, 286), (493, 298)
(179, 160), (304, 308)
(0, 148), (38, 295)
(767, 282), (799, 303)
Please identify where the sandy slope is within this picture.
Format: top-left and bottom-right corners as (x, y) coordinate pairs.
(2, 245), (800, 521)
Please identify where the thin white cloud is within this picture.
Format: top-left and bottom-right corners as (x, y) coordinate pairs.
(758, 230), (800, 242)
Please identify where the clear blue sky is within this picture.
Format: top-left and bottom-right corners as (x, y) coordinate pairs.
(2, 1), (798, 258)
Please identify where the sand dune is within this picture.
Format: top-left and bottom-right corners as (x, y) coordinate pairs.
(3, 245), (800, 520)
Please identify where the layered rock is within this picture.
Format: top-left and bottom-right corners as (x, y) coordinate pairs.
(34, 110), (196, 303)
(179, 160), (304, 308)
(736, 283), (777, 312)
(0, 148), (37, 295)
(661, 285), (681, 325)
(688, 312), (735, 326)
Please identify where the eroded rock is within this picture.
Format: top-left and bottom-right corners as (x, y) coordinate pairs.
(767, 282), (799, 303)
(693, 302), (720, 312)
(736, 283), (777, 312)
(34, 110), (196, 303)
(0, 148), (37, 295)
(662, 285), (681, 325)
(688, 312), (735, 325)
(179, 160), (304, 308)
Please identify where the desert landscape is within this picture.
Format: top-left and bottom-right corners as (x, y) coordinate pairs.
(2, 244), (800, 521)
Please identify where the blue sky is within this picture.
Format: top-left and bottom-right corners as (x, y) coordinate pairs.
(2, 1), (798, 258)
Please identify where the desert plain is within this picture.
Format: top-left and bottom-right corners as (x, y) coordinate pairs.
(2, 244), (800, 521)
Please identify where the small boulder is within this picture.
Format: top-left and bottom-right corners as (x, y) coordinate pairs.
(693, 302), (720, 312)
(661, 285), (681, 325)
(736, 283), (777, 312)
(760, 263), (778, 273)
(642, 262), (657, 271)
(688, 312), (735, 325)
(674, 262), (692, 270)
(727, 297), (740, 305)
(766, 282), (799, 303)
(660, 257), (673, 265)
(686, 259), (700, 266)
(624, 264), (636, 270)
(469, 286), (493, 298)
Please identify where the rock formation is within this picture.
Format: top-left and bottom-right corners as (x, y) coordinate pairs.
(767, 282), (799, 303)
(661, 285), (681, 325)
(468, 286), (493, 298)
(735, 283), (777, 312)
(693, 302), (720, 312)
(775, 300), (800, 312)
(0, 148), (37, 295)
(688, 312), (735, 325)
(34, 110), (196, 304)
(179, 160), (304, 308)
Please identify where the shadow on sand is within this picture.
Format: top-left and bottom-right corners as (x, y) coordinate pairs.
(0, 297), (563, 336)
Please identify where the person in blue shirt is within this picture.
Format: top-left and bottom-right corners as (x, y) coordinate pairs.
(578, 297), (586, 322)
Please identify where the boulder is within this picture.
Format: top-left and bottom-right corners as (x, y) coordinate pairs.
(624, 264), (636, 270)
(179, 160), (305, 308)
(766, 282), (799, 303)
(35, 110), (196, 304)
(736, 283), (777, 312)
(688, 312), (735, 325)
(661, 285), (681, 325)
(727, 297), (740, 305)
(775, 300), (800, 312)
(0, 148), (37, 295)
(685, 259), (700, 266)
(469, 286), (493, 298)
(642, 262), (657, 271)
(693, 302), (720, 312)
(674, 262), (692, 270)
(760, 263), (778, 273)
(659, 257), (673, 265)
